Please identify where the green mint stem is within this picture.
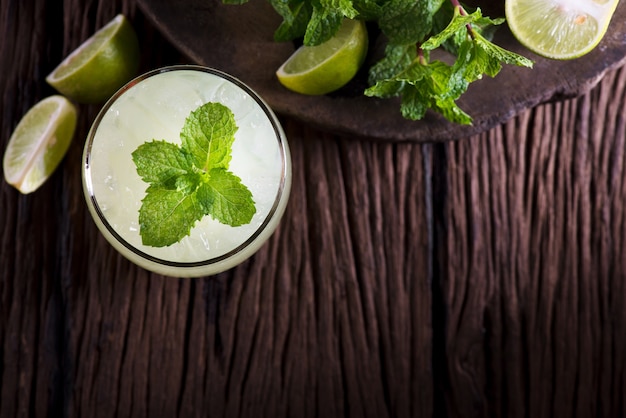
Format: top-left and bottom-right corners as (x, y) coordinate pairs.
(449, 0), (475, 39)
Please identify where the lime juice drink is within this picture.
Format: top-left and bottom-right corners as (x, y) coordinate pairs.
(83, 65), (291, 277)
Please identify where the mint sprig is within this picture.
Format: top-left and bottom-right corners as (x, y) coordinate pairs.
(366, 6), (533, 124)
(131, 102), (256, 247)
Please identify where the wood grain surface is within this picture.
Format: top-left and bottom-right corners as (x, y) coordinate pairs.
(436, 69), (626, 417)
(2, 0), (626, 417)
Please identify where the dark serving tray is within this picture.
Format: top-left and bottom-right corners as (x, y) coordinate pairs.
(137, 0), (626, 142)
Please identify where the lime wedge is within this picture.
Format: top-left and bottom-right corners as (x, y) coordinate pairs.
(46, 14), (140, 104)
(505, 0), (620, 60)
(276, 19), (368, 95)
(3, 96), (77, 194)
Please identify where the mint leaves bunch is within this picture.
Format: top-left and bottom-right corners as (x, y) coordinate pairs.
(224, 0), (534, 124)
(132, 102), (256, 248)
(365, 3), (533, 124)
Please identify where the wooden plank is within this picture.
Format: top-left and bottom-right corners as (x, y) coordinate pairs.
(436, 66), (626, 418)
(1, 0), (70, 416)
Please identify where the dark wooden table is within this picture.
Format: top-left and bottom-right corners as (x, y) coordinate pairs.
(2, 1), (626, 417)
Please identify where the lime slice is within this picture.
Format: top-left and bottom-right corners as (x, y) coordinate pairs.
(276, 19), (368, 95)
(505, 0), (620, 60)
(46, 14), (140, 104)
(3, 96), (77, 194)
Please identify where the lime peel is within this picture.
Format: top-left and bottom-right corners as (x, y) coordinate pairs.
(46, 14), (140, 104)
(3, 95), (77, 194)
(276, 19), (368, 95)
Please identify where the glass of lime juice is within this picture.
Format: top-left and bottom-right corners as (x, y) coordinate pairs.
(82, 65), (291, 277)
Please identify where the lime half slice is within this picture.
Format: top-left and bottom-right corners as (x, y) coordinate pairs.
(3, 96), (77, 194)
(276, 19), (368, 95)
(46, 14), (140, 104)
(505, 0), (620, 60)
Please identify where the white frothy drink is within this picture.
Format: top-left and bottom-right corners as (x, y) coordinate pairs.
(83, 66), (291, 277)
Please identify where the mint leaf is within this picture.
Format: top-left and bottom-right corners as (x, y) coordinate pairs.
(352, 0), (382, 20)
(327, 0), (359, 18)
(380, 0), (444, 45)
(303, 0), (358, 45)
(422, 7), (478, 51)
(406, 60), (471, 124)
(132, 102), (256, 247)
(271, 0), (312, 42)
(138, 184), (205, 247)
(198, 169), (256, 227)
(132, 140), (192, 185)
(181, 102), (237, 171)
(368, 43), (417, 86)
(472, 31), (533, 71)
(304, 7), (344, 45)
(422, 7), (501, 52)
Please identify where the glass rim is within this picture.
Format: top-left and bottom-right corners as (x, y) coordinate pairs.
(83, 64), (290, 269)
